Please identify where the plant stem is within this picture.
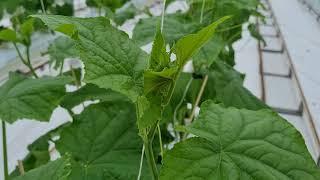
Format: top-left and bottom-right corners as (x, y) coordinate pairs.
(26, 46), (38, 78)
(13, 43), (27, 64)
(157, 123), (164, 159)
(200, 0), (206, 23)
(189, 0), (207, 124)
(188, 75), (208, 123)
(2, 121), (9, 180)
(161, 0), (167, 32)
(40, 0), (46, 14)
(13, 43), (38, 78)
(173, 77), (193, 139)
(137, 145), (145, 180)
(59, 62), (64, 75)
(144, 140), (158, 180)
(18, 160), (25, 175)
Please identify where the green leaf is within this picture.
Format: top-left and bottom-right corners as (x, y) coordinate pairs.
(132, 14), (202, 46)
(113, 4), (137, 25)
(248, 23), (266, 45)
(13, 157), (71, 180)
(0, 0), (20, 18)
(174, 16), (231, 67)
(20, 18), (34, 39)
(19, 18), (35, 46)
(148, 27), (170, 72)
(162, 73), (194, 124)
(10, 123), (70, 178)
(48, 36), (78, 70)
(160, 101), (320, 179)
(56, 102), (150, 179)
(137, 29), (175, 134)
(85, 0), (128, 11)
(202, 61), (268, 110)
(62, 67), (82, 86)
(60, 83), (129, 110)
(0, 73), (71, 123)
(192, 36), (225, 74)
(136, 95), (161, 137)
(0, 29), (20, 42)
(33, 15), (148, 102)
(138, 67), (177, 133)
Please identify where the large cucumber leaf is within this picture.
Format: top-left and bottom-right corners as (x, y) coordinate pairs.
(0, 73), (71, 123)
(33, 15), (148, 102)
(60, 83), (129, 110)
(160, 101), (320, 179)
(10, 122), (70, 178)
(13, 157), (71, 180)
(56, 102), (150, 179)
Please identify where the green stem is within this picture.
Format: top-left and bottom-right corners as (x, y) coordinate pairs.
(2, 121), (9, 180)
(59, 62), (64, 75)
(160, 0), (167, 32)
(13, 43), (38, 78)
(189, 75), (208, 123)
(137, 145), (145, 180)
(40, 0), (46, 14)
(13, 43), (27, 64)
(200, 0), (206, 23)
(183, 75), (208, 140)
(26, 46), (38, 78)
(144, 140), (158, 180)
(157, 123), (164, 159)
(173, 77), (193, 139)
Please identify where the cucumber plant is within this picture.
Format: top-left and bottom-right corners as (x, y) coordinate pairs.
(0, 0), (320, 180)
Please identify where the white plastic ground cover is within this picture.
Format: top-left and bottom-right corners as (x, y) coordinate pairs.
(270, 0), (320, 140)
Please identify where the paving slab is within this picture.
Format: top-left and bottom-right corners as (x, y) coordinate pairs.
(262, 51), (291, 76)
(262, 36), (284, 52)
(265, 76), (302, 112)
(259, 25), (279, 37)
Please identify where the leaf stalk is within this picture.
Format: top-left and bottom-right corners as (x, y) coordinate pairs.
(144, 140), (158, 180)
(13, 43), (38, 78)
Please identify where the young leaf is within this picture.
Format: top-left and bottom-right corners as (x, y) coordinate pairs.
(19, 18), (35, 46)
(60, 83), (129, 110)
(148, 27), (170, 72)
(248, 23), (266, 46)
(12, 157), (71, 180)
(0, 29), (20, 42)
(20, 18), (34, 39)
(48, 36), (78, 70)
(0, 72), (71, 123)
(174, 16), (231, 67)
(137, 29), (175, 134)
(33, 15), (148, 102)
(192, 36), (225, 73)
(160, 101), (320, 179)
(56, 102), (150, 179)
